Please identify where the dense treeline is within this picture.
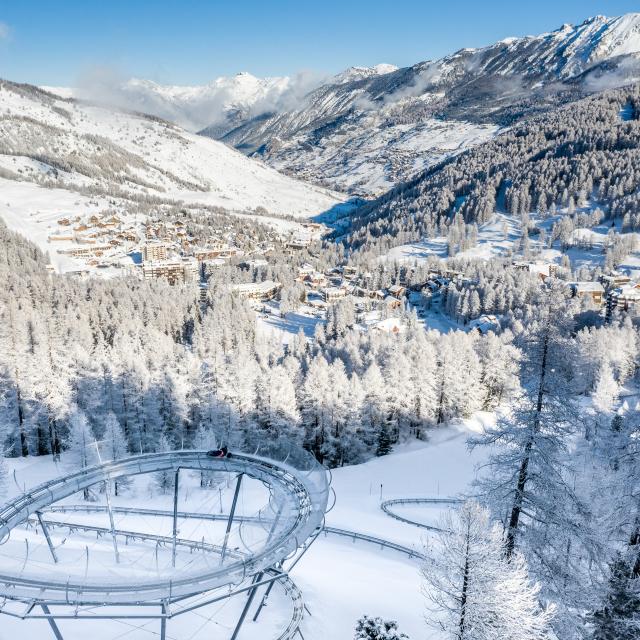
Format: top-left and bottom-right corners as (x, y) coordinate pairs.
(0, 222), (519, 468)
(345, 84), (640, 256)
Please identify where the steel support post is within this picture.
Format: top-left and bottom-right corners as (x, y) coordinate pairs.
(41, 604), (64, 640)
(219, 473), (243, 565)
(172, 468), (180, 568)
(252, 577), (276, 622)
(160, 604), (167, 640)
(36, 511), (58, 564)
(230, 571), (263, 640)
(103, 480), (120, 564)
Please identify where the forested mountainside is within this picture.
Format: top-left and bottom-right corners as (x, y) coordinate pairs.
(0, 219), (516, 465)
(344, 83), (640, 255)
(201, 14), (640, 195)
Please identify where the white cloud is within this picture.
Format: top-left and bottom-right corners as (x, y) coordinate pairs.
(0, 22), (10, 41)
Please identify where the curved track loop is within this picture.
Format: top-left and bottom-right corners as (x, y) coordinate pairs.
(380, 497), (462, 531)
(0, 450), (329, 606)
(22, 509), (304, 640)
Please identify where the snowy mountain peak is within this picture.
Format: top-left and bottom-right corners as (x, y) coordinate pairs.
(333, 64), (399, 84)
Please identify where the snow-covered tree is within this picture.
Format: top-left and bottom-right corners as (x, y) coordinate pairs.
(152, 435), (175, 495)
(592, 362), (619, 415)
(591, 553), (640, 640)
(422, 501), (553, 640)
(101, 412), (130, 496)
(354, 615), (408, 639)
(66, 409), (98, 500)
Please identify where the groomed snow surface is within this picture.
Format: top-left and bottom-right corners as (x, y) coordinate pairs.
(0, 417), (492, 640)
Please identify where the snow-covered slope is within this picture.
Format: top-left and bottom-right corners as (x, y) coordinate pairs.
(203, 14), (640, 195)
(0, 79), (344, 219)
(38, 14), (640, 198)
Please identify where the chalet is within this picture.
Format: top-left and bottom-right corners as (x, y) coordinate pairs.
(387, 284), (406, 299)
(371, 317), (405, 334)
(513, 260), (557, 281)
(469, 315), (500, 335)
(305, 272), (328, 288)
(322, 287), (347, 303)
(568, 282), (605, 305)
(287, 236), (311, 250)
(384, 295), (402, 309)
(296, 263), (315, 281)
(600, 273), (632, 291)
(57, 217), (71, 226)
(607, 284), (640, 319)
(307, 292), (327, 310)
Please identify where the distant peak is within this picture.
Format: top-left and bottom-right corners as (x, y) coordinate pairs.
(334, 63), (398, 84)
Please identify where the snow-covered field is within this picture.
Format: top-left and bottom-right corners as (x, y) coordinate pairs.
(0, 419), (490, 640)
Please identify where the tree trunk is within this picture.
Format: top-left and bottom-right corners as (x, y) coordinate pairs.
(458, 532), (471, 640)
(505, 320), (550, 557)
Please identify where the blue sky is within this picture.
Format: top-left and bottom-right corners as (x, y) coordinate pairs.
(1, 1), (639, 86)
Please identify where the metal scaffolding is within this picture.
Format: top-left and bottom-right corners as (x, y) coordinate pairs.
(0, 447), (330, 640)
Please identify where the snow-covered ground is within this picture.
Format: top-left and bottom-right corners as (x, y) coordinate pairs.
(0, 418), (491, 640)
(0, 81), (347, 264)
(386, 213), (520, 265)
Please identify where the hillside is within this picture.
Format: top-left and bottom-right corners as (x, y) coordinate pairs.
(0, 80), (343, 219)
(202, 14), (640, 195)
(342, 83), (640, 259)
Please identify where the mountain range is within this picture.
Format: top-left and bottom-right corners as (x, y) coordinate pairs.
(61, 14), (640, 197)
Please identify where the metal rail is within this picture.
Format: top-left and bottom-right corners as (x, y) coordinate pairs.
(41, 505), (428, 560)
(380, 497), (462, 531)
(322, 527), (426, 560)
(0, 450), (329, 606)
(22, 513), (305, 640)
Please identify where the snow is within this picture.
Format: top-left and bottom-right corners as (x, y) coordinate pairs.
(0, 419), (491, 639)
(268, 117), (498, 197)
(0, 81), (346, 219)
(386, 212), (519, 264)
(256, 304), (323, 343)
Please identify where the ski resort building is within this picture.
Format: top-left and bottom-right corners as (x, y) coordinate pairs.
(232, 280), (282, 300)
(142, 258), (199, 285)
(568, 282), (605, 305)
(142, 242), (170, 262)
(57, 244), (112, 258)
(606, 284), (640, 319)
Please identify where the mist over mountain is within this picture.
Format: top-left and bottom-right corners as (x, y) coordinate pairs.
(48, 15), (640, 198)
(199, 14), (640, 195)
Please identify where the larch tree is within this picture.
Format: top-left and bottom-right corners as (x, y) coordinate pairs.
(471, 288), (581, 559)
(101, 411), (130, 496)
(66, 409), (98, 500)
(422, 501), (553, 640)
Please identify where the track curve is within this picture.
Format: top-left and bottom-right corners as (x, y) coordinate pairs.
(0, 449), (329, 606)
(380, 497), (462, 531)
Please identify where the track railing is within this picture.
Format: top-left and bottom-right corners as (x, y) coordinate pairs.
(380, 497), (462, 531)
